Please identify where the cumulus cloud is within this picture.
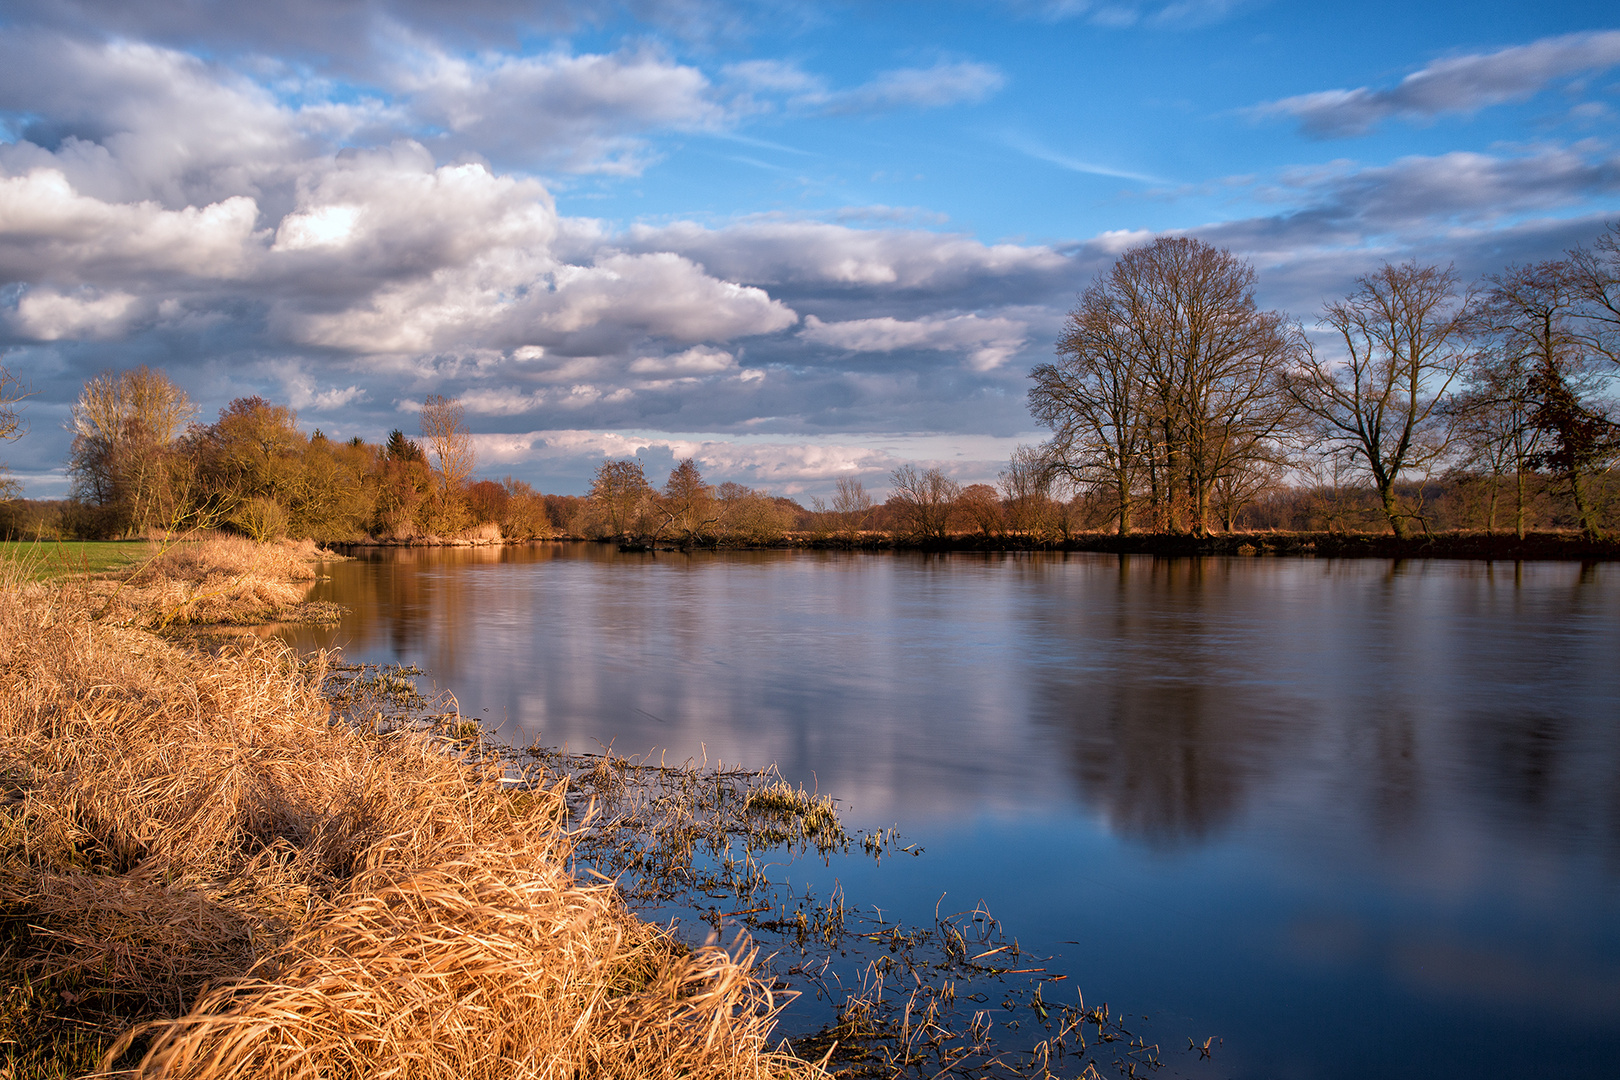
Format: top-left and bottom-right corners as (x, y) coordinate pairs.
(1255, 30), (1620, 138)
(629, 345), (739, 377)
(9, 287), (138, 339)
(801, 313), (1029, 371)
(0, 168), (262, 284)
(624, 219), (1074, 297)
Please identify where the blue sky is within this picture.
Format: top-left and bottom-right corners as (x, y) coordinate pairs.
(2, 0), (1618, 497)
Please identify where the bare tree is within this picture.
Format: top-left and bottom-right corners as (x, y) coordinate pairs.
(68, 366), (197, 535)
(1567, 220), (1620, 367)
(419, 395), (475, 492)
(888, 464), (961, 541)
(1449, 348), (1543, 537)
(1286, 262), (1478, 538)
(656, 458), (719, 546)
(956, 483), (1004, 537)
(831, 476), (873, 541)
(998, 444), (1057, 540)
(1466, 261), (1602, 536)
(1031, 237), (1302, 535)
(0, 367), (28, 498)
(589, 458), (652, 540)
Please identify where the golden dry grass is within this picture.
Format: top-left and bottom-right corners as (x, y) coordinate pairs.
(0, 548), (816, 1080)
(84, 534), (340, 628)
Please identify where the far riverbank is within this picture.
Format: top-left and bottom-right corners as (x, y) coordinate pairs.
(330, 529), (1620, 561)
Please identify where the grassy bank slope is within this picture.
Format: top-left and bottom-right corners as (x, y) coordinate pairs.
(0, 542), (811, 1079)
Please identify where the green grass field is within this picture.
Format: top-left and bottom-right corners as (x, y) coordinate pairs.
(0, 539), (155, 580)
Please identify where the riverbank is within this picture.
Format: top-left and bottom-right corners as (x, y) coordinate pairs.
(929, 529), (1620, 560)
(332, 528), (1620, 561)
(0, 538), (815, 1079)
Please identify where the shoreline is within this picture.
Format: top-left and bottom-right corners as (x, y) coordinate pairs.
(327, 529), (1620, 561)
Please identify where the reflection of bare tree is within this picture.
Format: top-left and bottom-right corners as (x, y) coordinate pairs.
(1461, 709), (1620, 865)
(1032, 557), (1301, 848)
(1056, 682), (1261, 846)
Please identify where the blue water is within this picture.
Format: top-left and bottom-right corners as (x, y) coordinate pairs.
(280, 546), (1620, 1079)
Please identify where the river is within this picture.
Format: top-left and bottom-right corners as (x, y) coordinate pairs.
(277, 544), (1620, 1079)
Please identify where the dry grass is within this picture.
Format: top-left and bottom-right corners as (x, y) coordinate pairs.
(0, 551), (817, 1080)
(88, 534), (342, 628)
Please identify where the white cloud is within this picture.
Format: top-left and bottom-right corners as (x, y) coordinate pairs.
(1255, 30), (1620, 137)
(10, 287), (138, 339)
(399, 46), (728, 174)
(0, 168), (262, 283)
(625, 219), (1071, 292)
(801, 313), (1029, 370)
(629, 345), (738, 377)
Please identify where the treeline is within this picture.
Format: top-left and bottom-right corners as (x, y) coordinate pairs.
(1027, 227), (1620, 539)
(0, 366), (817, 546)
(4, 367), (564, 543)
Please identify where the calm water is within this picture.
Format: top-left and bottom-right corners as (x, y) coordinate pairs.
(279, 545), (1620, 1079)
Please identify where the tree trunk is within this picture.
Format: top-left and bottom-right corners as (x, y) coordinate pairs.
(1379, 479), (1406, 538)
(1514, 467), (1526, 540)
(1569, 470), (1601, 539)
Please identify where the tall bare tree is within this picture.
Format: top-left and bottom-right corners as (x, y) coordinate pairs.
(1286, 262), (1478, 538)
(1031, 237), (1302, 535)
(1449, 347), (1544, 537)
(419, 395), (475, 492)
(1030, 281), (1145, 534)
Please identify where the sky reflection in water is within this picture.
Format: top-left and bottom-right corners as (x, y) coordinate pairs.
(280, 546), (1620, 1079)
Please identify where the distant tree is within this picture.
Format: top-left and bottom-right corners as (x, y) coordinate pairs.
(419, 395), (475, 492)
(1526, 362), (1617, 539)
(657, 458), (719, 545)
(999, 444), (1058, 541)
(385, 429), (427, 464)
(1286, 262), (1479, 538)
(1458, 260), (1605, 537)
(833, 476), (873, 529)
(0, 366), (28, 498)
(888, 464), (961, 541)
(589, 458), (652, 540)
(68, 366), (197, 536)
(715, 480), (793, 544)
(957, 483), (1004, 537)
(497, 476), (552, 539)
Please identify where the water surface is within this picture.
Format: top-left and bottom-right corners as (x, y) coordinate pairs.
(280, 545), (1620, 1079)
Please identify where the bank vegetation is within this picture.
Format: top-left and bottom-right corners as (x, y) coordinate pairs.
(0, 537), (819, 1079)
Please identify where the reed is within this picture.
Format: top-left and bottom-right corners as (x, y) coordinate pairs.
(0, 554), (816, 1080)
